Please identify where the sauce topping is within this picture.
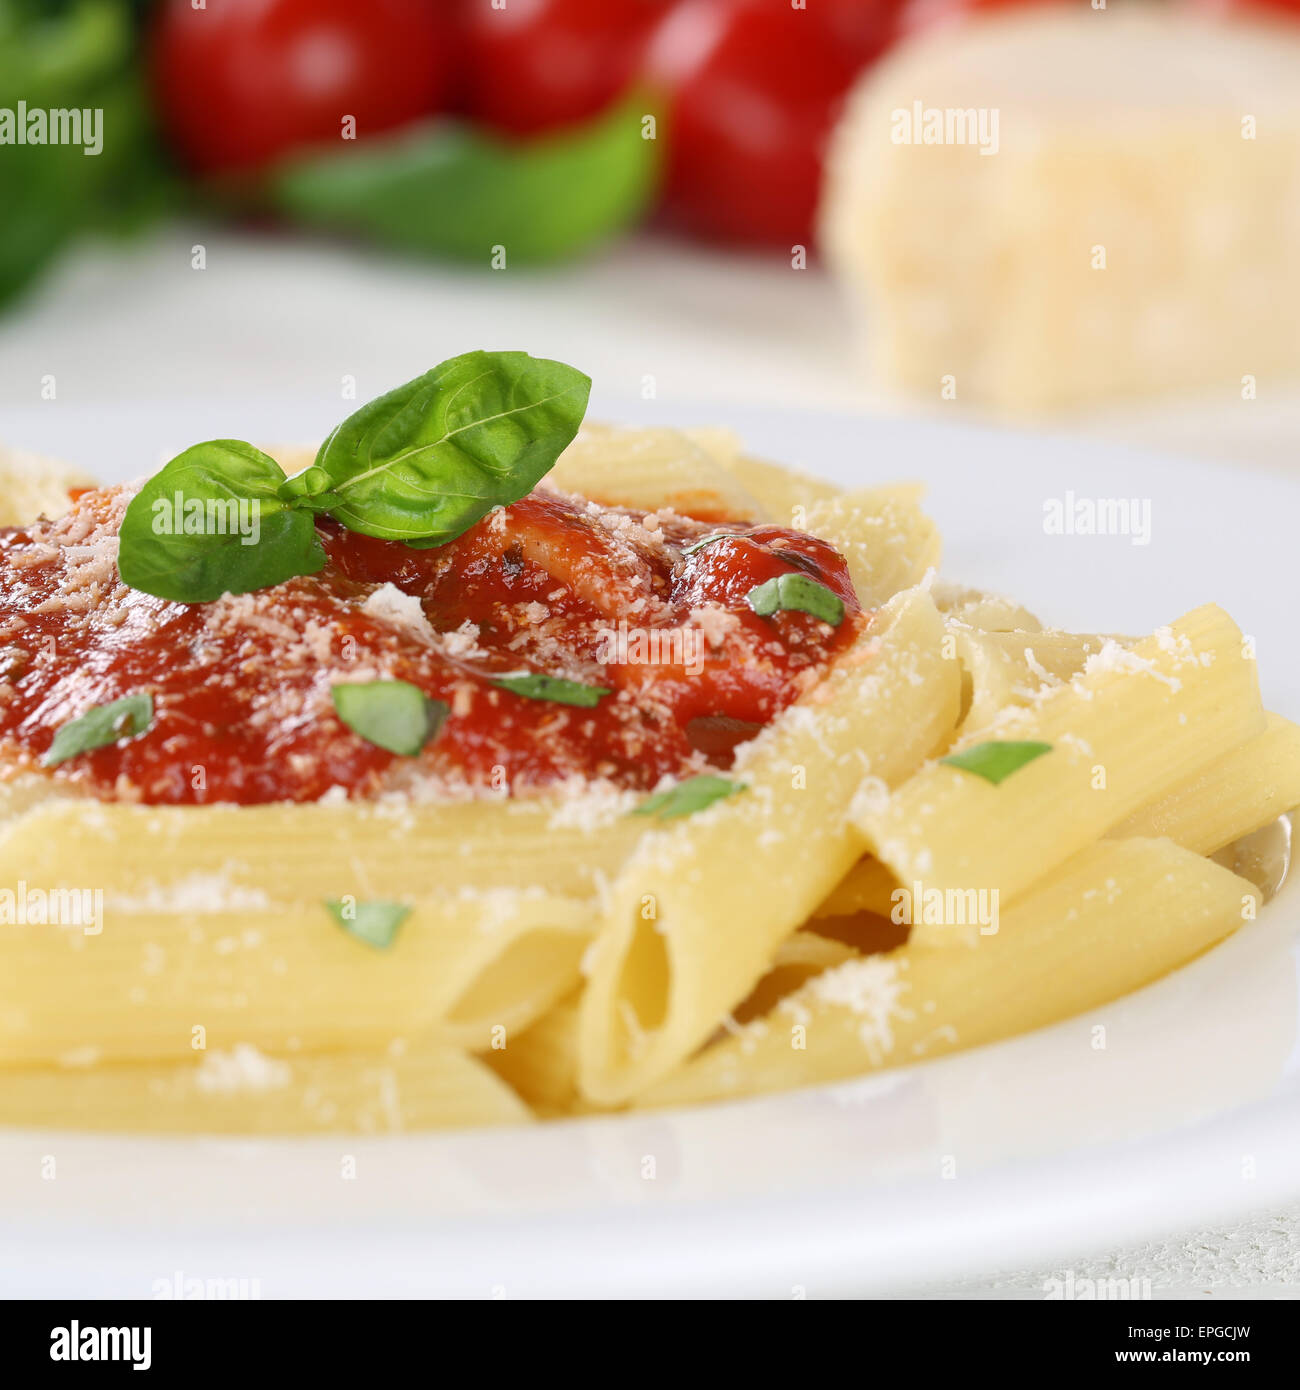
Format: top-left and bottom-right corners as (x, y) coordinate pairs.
(0, 484), (862, 804)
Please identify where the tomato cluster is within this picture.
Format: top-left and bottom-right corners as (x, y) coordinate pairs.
(149, 0), (1059, 249)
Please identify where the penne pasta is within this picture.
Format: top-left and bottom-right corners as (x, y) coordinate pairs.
(0, 885), (593, 1065)
(800, 486), (942, 608)
(0, 1037), (530, 1133)
(546, 424), (765, 520)
(578, 585), (962, 1104)
(0, 411), (1291, 1133)
(639, 839), (1257, 1108)
(1110, 711), (1300, 856)
(854, 605), (1266, 943)
(711, 448), (843, 525)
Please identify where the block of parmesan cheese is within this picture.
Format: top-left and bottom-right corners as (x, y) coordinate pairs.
(819, 8), (1300, 416)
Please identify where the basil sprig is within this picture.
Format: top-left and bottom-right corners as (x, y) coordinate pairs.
(939, 740), (1053, 785)
(43, 693), (153, 767)
(332, 680), (448, 756)
(492, 673), (610, 708)
(747, 573), (844, 627)
(118, 442), (326, 603)
(118, 352), (591, 603)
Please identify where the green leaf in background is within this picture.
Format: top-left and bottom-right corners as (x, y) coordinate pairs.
(492, 672), (611, 707)
(746, 572), (845, 626)
(118, 441), (327, 602)
(633, 774), (745, 821)
(279, 351), (591, 544)
(324, 898), (410, 950)
(331, 680), (448, 756)
(939, 740), (1053, 786)
(0, 0), (174, 309)
(42, 691), (152, 766)
(267, 92), (660, 265)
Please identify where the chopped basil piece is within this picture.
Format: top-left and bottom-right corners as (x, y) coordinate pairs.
(325, 899), (410, 950)
(332, 680), (448, 756)
(939, 740), (1053, 785)
(492, 673), (610, 707)
(633, 774), (744, 820)
(42, 693), (154, 767)
(746, 572), (844, 626)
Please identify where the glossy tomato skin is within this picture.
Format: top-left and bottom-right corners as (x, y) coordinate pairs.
(648, 0), (868, 249)
(458, 0), (672, 135)
(150, 0), (457, 175)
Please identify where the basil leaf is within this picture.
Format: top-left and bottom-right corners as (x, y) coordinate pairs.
(633, 774), (744, 820)
(279, 351), (591, 545)
(325, 899), (410, 950)
(940, 740), (1053, 785)
(746, 573), (845, 627)
(267, 93), (658, 265)
(332, 680), (448, 756)
(43, 692), (153, 767)
(492, 673), (611, 708)
(682, 532), (734, 557)
(118, 441), (327, 603)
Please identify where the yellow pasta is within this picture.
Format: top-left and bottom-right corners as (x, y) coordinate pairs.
(0, 443), (94, 526)
(0, 795), (642, 903)
(483, 991), (585, 1118)
(0, 1037), (530, 1133)
(578, 585), (962, 1104)
(546, 424), (765, 519)
(950, 626), (1128, 738)
(640, 839), (1257, 1108)
(0, 425), (1289, 1132)
(855, 605), (1266, 943)
(0, 887), (592, 1065)
(1110, 711), (1300, 856)
(813, 856), (899, 919)
(710, 448), (843, 525)
(800, 486), (942, 608)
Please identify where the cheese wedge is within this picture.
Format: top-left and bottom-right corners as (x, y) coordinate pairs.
(819, 8), (1300, 415)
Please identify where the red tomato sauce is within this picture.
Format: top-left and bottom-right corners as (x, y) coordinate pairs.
(0, 485), (863, 804)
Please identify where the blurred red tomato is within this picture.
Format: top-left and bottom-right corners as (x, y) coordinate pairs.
(151, 0), (457, 175)
(647, 0), (870, 248)
(459, 0), (672, 135)
(813, 0), (905, 62)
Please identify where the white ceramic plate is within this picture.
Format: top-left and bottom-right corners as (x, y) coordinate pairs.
(2, 397), (1297, 1298)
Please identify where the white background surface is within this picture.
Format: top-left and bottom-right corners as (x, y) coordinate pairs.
(1, 227), (1298, 1298)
